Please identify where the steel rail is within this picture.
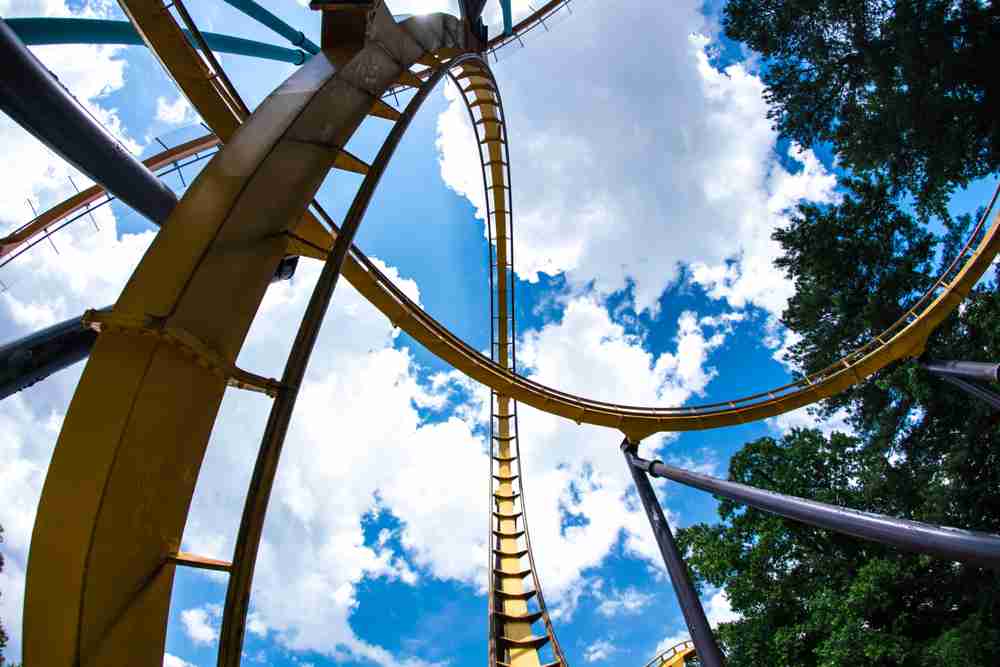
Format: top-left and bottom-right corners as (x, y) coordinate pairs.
(642, 641), (697, 667)
(23, 9), (468, 665)
(0, 148), (218, 277)
(448, 60), (565, 666)
(0, 133), (220, 259)
(218, 51), (478, 667)
(485, 0), (569, 53)
(15, 3), (1000, 442)
(6, 17), (309, 64)
(628, 452), (1000, 568)
(14, 160), (1000, 439)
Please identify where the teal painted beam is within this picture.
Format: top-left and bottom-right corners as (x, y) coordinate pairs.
(501, 0), (512, 35)
(220, 0), (319, 54)
(7, 17), (307, 65)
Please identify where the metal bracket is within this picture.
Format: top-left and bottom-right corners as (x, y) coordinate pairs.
(82, 309), (281, 397)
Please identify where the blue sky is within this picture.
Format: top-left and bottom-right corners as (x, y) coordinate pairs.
(1, 2), (996, 667)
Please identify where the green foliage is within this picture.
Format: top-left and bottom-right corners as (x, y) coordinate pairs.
(1, 524), (6, 667)
(675, 150), (1000, 662)
(723, 0), (1000, 216)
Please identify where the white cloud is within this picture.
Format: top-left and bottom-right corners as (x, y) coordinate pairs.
(595, 585), (654, 618)
(655, 588), (740, 656)
(164, 652), (199, 667)
(436, 1), (837, 317)
(181, 605), (220, 646)
(583, 638), (617, 663)
(768, 405), (853, 437)
(155, 94), (198, 125)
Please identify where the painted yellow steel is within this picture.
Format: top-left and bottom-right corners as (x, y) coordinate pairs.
(644, 641), (697, 667)
(19, 139), (1000, 441)
(23, 9), (466, 666)
(17, 2), (1000, 662)
(455, 58), (558, 667)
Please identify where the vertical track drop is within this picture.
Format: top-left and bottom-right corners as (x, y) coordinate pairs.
(449, 60), (567, 667)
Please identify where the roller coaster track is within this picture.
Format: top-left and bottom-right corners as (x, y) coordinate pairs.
(20, 5), (564, 666)
(643, 641), (698, 667)
(11, 8), (1000, 441)
(15, 3), (1000, 665)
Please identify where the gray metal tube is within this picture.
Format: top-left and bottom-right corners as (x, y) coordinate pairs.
(630, 454), (1000, 569)
(622, 442), (726, 667)
(0, 19), (177, 224)
(922, 359), (1000, 383)
(0, 308), (106, 399)
(936, 374), (1000, 411)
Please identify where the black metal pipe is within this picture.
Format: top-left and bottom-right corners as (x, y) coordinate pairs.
(629, 453), (1000, 569)
(0, 307), (107, 399)
(0, 19), (177, 224)
(936, 374), (1000, 411)
(622, 442), (726, 667)
(921, 359), (1000, 383)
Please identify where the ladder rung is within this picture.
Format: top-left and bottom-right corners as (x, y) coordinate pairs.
(493, 414), (514, 420)
(494, 492), (521, 501)
(483, 160), (508, 168)
(493, 456), (517, 462)
(470, 99), (497, 109)
(476, 117), (502, 126)
(492, 529), (525, 539)
(493, 547), (528, 558)
(493, 511), (523, 519)
(499, 635), (550, 650)
(168, 552), (232, 573)
(495, 589), (537, 601)
(494, 610), (544, 624)
(493, 474), (518, 481)
(493, 567), (532, 578)
(479, 137), (505, 145)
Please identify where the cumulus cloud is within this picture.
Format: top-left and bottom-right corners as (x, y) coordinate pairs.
(435, 0), (838, 318)
(594, 583), (654, 618)
(164, 653), (199, 667)
(656, 588), (740, 655)
(155, 94), (198, 125)
(583, 638), (617, 663)
(181, 605), (221, 646)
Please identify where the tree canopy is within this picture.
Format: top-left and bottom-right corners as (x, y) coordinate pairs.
(675, 169), (1000, 662)
(723, 0), (999, 216)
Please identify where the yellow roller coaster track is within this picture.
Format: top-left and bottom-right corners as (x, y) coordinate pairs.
(643, 640), (698, 667)
(9, 3), (1000, 442)
(16, 3), (1000, 664)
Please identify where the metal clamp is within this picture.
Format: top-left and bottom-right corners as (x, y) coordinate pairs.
(82, 309), (281, 397)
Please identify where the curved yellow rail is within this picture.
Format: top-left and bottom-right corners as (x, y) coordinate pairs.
(18, 120), (1000, 442)
(643, 640), (697, 667)
(23, 7), (468, 666)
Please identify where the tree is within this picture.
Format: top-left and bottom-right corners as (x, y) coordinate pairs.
(723, 0), (1000, 217)
(1, 524), (7, 667)
(678, 428), (1000, 665)
(675, 169), (1000, 662)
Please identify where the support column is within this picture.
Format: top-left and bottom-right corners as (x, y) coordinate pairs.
(622, 441), (726, 667)
(0, 19), (177, 225)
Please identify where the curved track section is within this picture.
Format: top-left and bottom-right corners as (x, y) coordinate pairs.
(0, 132), (220, 262)
(445, 61), (566, 667)
(643, 641), (697, 667)
(23, 9), (467, 666)
(17, 143), (1000, 441)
